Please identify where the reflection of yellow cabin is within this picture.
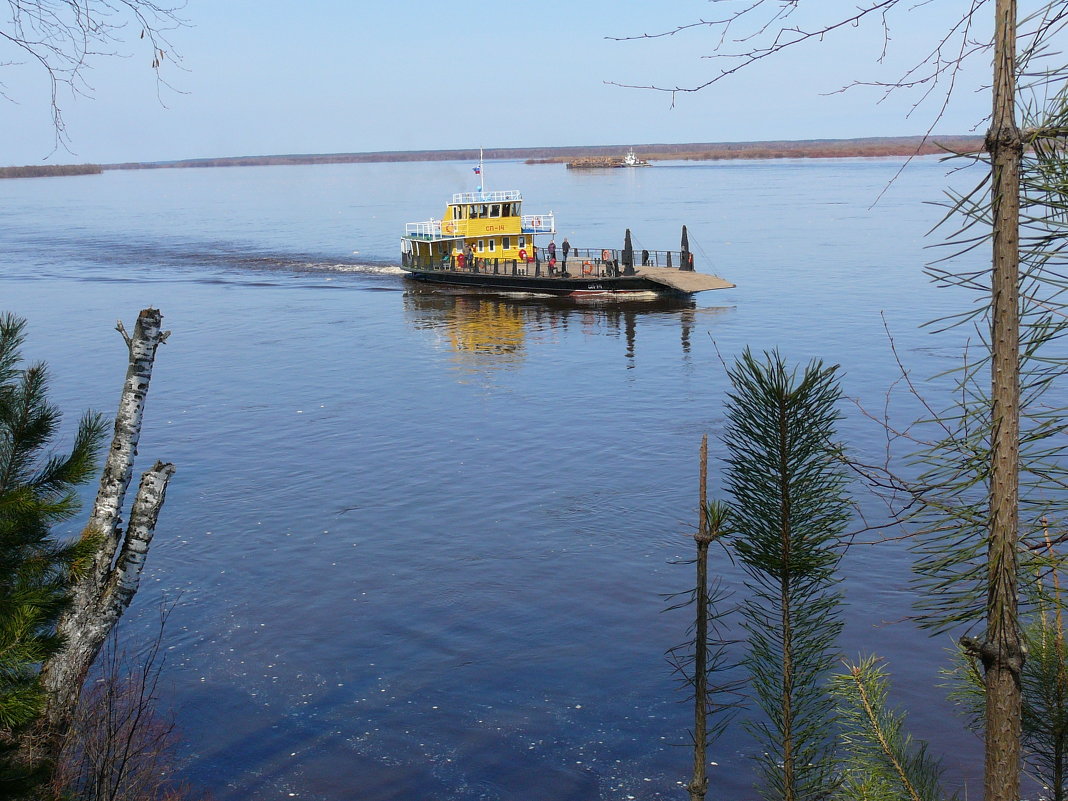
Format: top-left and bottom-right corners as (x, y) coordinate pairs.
(402, 189), (555, 268)
(447, 298), (525, 357)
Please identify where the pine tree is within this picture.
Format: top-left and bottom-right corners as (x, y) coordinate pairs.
(723, 350), (850, 801)
(0, 312), (106, 793)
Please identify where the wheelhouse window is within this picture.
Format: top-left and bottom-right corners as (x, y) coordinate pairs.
(489, 204), (501, 218)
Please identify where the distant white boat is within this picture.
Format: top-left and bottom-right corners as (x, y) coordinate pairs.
(566, 148), (651, 169)
(619, 148), (649, 168)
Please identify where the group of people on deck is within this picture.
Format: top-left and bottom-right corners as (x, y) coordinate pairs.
(450, 237), (573, 273)
(546, 237), (570, 275)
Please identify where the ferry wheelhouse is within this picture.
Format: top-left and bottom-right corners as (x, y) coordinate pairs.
(401, 188), (555, 273)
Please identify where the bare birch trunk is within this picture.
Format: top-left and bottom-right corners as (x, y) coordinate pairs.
(983, 3), (1024, 800)
(37, 308), (174, 749)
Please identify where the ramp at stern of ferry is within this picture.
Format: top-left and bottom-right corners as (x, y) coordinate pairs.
(635, 266), (735, 294)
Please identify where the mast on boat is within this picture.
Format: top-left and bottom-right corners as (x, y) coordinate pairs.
(476, 147), (485, 198)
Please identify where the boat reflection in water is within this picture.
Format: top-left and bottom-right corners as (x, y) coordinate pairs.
(402, 285), (733, 369)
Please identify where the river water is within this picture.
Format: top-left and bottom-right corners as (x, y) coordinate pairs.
(1, 157), (990, 799)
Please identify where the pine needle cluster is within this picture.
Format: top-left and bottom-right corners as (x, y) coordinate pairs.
(0, 312), (106, 790)
(832, 656), (954, 801)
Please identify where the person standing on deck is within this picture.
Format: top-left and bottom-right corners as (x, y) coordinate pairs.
(561, 238), (570, 266)
(548, 239), (557, 264)
(464, 243), (474, 271)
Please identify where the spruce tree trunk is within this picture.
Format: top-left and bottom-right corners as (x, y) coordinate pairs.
(984, 2), (1024, 799)
(37, 309), (174, 750)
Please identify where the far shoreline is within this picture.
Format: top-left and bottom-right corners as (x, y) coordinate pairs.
(3, 136), (984, 175)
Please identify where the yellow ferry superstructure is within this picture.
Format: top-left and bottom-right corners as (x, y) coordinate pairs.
(401, 189), (555, 270)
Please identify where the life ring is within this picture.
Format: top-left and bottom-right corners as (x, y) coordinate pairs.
(533, 217), (542, 228)
(518, 248), (528, 262)
(601, 249), (611, 262)
(443, 221), (455, 234)
(582, 262), (593, 275)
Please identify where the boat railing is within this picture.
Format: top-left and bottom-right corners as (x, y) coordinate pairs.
(406, 219), (474, 239)
(401, 246), (698, 275)
(451, 189), (523, 204)
(405, 220), (444, 239)
(407, 216), (552, 239)
(521, 214), (555, 234)
(536, 246), (694, 269)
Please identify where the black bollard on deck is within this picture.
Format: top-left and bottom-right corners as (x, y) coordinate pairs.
(622, 229), (636, 276)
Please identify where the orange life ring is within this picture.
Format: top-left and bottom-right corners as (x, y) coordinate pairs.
(601, 249), (612, 262)
(443, 221), (455, 234)
(518, 248), (528, 262)
(582, 262), (593, 275)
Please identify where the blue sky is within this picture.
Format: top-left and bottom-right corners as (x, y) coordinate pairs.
(1, 1), (995, 165)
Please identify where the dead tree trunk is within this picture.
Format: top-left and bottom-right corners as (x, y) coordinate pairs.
(38, 308), (174, 750)
(982, 2), (1024, 800)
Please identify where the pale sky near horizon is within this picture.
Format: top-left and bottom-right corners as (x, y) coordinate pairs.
(1, 1), (1001, 166)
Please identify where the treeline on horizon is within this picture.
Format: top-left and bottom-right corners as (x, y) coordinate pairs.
(532, 135), (986, 163)
(0, 163), (101, 178)
(101, 135), (985, 171)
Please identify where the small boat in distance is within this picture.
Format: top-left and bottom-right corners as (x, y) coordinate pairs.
(566, 147), (650, 169)
(399, 156), (733, 298)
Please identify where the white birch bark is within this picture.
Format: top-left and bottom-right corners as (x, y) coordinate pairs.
(111, 461), (176, 612)
(86, 308), (169, 583)
(39, 308), (173, 739)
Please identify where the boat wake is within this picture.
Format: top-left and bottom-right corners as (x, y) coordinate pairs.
(5, 230), (406, 280)
(308, 261), (406, 276)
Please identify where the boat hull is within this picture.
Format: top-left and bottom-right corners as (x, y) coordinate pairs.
(401, 266), (683, 297)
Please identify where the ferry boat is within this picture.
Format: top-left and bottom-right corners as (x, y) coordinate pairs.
(399, 158), (733, 298)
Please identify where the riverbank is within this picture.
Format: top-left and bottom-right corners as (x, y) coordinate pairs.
(98, 135), (981, 172)
(0, 164), (102, 179)
(2, 136), (983, 174)
(530, 135), (984, 164)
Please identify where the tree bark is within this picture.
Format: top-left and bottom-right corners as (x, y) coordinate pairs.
(37, 309), (173, 750)
(983, 3), (1024, 800)
(688, 435), (711, 801)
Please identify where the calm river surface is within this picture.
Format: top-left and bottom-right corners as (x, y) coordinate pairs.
(1, 157), (990, 799)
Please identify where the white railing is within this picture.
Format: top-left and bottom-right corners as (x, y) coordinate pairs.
(405, 219), (472, 239)
(405, 220), (443, 238)
(522, 213), (555, 233)
(451, 189), (523, 203)
(406, 211), (555, 238)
